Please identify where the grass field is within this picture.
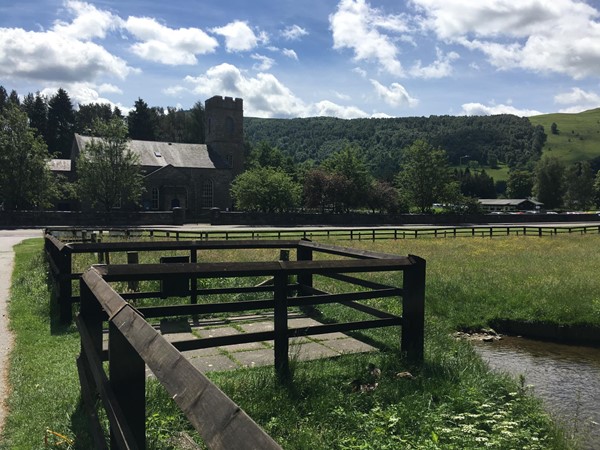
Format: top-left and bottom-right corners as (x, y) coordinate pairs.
(529, 108), (600, 165)
(6, 234), (596, 448)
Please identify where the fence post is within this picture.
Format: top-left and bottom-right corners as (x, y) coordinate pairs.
(190, 248), (198, 304)
(401, 256), (426, 363)
(109, 321), (146, 449)
(59, 247), (73, 323)
(127, 252), (139, 292)
(273, 270), (289, 381)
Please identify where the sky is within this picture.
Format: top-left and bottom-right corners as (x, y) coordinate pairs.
(1, 0), (600, 119)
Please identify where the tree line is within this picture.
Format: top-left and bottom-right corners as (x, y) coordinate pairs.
(0, 86), (206, 159)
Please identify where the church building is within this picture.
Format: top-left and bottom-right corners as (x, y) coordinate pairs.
(68, 96), (244, 219)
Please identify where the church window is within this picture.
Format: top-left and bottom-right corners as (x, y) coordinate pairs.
(202, 180), (214, 208)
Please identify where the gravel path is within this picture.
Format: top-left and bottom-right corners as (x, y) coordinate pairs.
(0, 230), (43, 433)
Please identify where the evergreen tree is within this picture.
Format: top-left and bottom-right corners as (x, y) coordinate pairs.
(8, 90), (20, 107)
(76, 118), (144, 211)
(186, 100), (205, 143)
(28, 93), (49, 140)
(0, 104), (58, 210)
(533, 156), (565, 209)
(0, 86), (7, 113)
(47, 88), (75, 158)
(128, 98), (157, 141)
(75, 103), (115, 134)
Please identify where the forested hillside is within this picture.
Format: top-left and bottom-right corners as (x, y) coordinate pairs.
(244, 115), (546, 180)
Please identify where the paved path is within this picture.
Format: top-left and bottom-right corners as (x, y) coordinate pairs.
(0, 229), (43, 433)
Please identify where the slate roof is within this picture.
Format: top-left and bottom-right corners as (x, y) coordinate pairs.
(74, 134), (226, 170)
(478, 198), (543, 207)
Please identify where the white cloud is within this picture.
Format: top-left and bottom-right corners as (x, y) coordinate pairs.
(409, 48), (459, 79)
(53, 0), (122, 40)
(370, 79), (418, 108)
(251, 53), (275, 71)
(125, 16), (218, 65)
(180, 63), (372, 119)
(413, 0), (600, 79)
(554, 87), (600, 113)
(281, 24), (308, 40)
(353, 67), (368, 78)
(330, 0), (409, 76)
(311, 100), (369, 118)
(282, 48), (298, 60)
(211, 21), (266, 52)
(183, 63), (306, 117)
(460, 102), (543, 116)
(97, 83), (122, 94)
(0, 27), (134, 82)
(40, 82), (129, 112)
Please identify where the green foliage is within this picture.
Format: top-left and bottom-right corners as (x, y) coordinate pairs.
(322, 145), (373, 210)
(507, 170), (534, 198)
(76, 117), (144, 211)
(231, 166), (301, 212)
(396, 140), (454, 213)
(458, 168), (496, 198)
(47, 88), (75, 158)
(0, 104), (59, 210)
(245, 114), (546, 179)
(533, 156), (565, 209)
(247, 141), (295, 174)
(128, 98), (158, 141)
(563, 161), (595, 210)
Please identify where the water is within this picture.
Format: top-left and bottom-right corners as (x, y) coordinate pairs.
(473, 337), (600, 450)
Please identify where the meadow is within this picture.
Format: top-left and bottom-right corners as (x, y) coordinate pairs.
(5, 233), (599, 448)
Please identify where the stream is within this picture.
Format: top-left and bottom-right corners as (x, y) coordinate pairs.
(473, 337), (600, 450)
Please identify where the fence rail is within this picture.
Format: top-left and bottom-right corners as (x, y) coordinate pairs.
(46, 223), (600, 244)
(76, 239), (425, 449)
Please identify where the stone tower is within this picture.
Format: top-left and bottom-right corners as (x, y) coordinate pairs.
(205, 96), (244, 176)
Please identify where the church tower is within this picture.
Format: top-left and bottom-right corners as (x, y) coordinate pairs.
(205, 96), (244, 176)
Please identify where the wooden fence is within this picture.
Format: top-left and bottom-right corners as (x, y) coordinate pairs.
(46, 223), (600, 244)
(76, 239), (425, 449)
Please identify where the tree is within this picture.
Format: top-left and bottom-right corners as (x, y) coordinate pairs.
(47, 88), (75, 158)
(507, 170), (533, 198)
(322, 145), (372, 211)
(75, 103), (115, 134)
(594, 170), (600, 207)
(303, 168), (351, 213)
(551, 122), (559, 135)
(186, 100), (205, 143)
(0, 104), (58, 210)
(366, 180), (403, 213)
(395, 139), (453, 213)
(0, 86), (7, 113)
(247, 141), (295, 174)
(76, 118), (144, 211)
(230, 167), (301, 213)
(128, 98), (157, 141)
(533, 156), (565, 209)
(563, 161), (594, 210)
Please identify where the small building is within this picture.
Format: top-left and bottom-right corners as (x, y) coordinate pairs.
(68, 96), (244, 219)
(478, 198), (544, 213)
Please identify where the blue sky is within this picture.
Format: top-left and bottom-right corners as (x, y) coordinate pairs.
(1, 0), (600, 118)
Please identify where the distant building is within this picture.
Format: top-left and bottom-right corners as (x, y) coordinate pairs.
(478, 198), (543, 212)
(54, 95), (244, 218)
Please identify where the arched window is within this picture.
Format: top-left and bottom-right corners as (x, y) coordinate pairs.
(202, 179), (214, 208)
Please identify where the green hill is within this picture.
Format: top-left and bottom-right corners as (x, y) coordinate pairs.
(529, 108), (600, 164)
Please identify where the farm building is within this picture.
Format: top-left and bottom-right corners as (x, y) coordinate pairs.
(478, 198), (544, 212)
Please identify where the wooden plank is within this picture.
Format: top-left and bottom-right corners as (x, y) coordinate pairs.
(298, 240), (403, 259)
(172, 331), (274, 352)
(96, 258), (413, 282)
(323, 273), (401, 291)
(68, 239), (299, 253)
(76, 356), (109, 450)
(289, 288), (402, 308)
(139, 299), (275, 318)
(288, 318), (401, 338)
(76, 317), (140, 449)
(107, 304), (282, 450)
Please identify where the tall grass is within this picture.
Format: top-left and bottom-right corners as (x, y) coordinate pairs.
(4, 234), (591, 448)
